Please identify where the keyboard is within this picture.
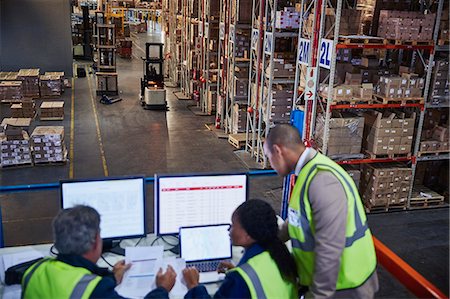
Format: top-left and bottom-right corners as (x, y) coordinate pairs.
(189, 260), (221, 272)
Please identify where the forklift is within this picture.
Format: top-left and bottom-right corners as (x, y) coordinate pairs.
(140, 42), (167, 110)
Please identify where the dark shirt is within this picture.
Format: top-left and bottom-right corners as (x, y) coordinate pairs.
(184, 243), (265, 299)
(57, 254), (168, 299)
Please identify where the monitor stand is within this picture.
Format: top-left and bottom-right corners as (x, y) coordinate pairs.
(102, 240), (125, 256)
(169, 244), (180, 255)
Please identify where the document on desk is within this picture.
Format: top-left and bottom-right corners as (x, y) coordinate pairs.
(116, 246), (164, 298)
(115, 246), (188, 298)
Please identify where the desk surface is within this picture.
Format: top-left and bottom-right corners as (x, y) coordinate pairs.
(0, 234), (244, 299)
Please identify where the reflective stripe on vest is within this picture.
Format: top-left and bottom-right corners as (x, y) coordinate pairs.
(291, 163), (369, 252)
(21, 258), (50, 299)
(239, 263), (267, 299)
(70, 274), (99, 299)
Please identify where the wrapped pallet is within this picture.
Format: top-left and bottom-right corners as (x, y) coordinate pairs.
(17, 69), (40, 98)
(40, 75), (62, 97)
(0, 130), (32, 167)
(0, 81), (23, 102)
(31, 126), (66, 164)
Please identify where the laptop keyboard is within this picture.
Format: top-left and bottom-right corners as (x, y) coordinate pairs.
(189, 260), (221, 272)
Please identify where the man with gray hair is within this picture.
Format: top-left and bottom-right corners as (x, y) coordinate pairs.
(21, 205), (176, 298)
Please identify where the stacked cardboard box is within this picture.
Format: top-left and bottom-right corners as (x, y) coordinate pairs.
(275, 7), (301, 29)
(320, 83), (373, 101)
(376, 75), (423, 98)
(234, 79), (248, 98)
(0, 81), (23, 102)
(262, 86), (293, 123)
(40, 75), (62, 98)
(430, 60), (449, 105)
(343, 165), (361, 189)
(17, 69), (40, 98)
(361, 163), (412, 208)
(40, 101), (64, 120)
(31, 126), (66, 163)
(267, 59), (295, 78)
(0, 131), (32, 167)
(304, 9), (361, 36)
(0, 72), (18, 81)
(235, 32), (250, 58)
(44, 72), (65, 92)
(10, 99), (36, 118)
(315, 112), (364, 156)
(364, 111), (416, 156)
(377, 10), (435, 41)
(232, 103), (247, 133)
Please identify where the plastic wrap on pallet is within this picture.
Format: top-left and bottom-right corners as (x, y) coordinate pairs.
(31, 126), (66, 163)
(0, 131), (32, 167)
(315, 112), (364, 156)
(39, 75), (62, 97)
(0, 81), (23, 101)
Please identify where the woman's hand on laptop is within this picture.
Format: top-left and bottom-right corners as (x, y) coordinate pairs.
(182, 266), (200, 289)
(217, 261), (235, 273)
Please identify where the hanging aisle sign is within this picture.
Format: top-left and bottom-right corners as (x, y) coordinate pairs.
(264, 32), (273, 55)
(199, 21), (203, 37)
(297, 38), (334, 69)
(229, 25), (235, 42)
(205, 22), (209, 39)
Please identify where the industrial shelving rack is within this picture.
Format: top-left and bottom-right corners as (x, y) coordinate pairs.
(179, 0), (200, 98)
(198, 0), (220, 115)
(215, 0), (230, 129)
(296, 0), (447, 210)
(245, 0), (299, 168)
(165, 0), (181, 86)
(223, 0), (252, 134)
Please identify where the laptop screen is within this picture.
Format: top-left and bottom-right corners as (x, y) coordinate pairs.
(180, 224), (232, 263)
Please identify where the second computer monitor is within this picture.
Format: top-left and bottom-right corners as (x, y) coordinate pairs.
(154, 173), (248, 236)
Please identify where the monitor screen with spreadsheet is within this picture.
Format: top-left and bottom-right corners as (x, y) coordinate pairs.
(60, 176), (146, 240)
(155, 173), (248, 236)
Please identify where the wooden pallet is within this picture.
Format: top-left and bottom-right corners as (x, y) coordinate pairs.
(34, 150), (68, 166)
(365, 151), (412, 160)
(409, 187), (445, 209)
(373, 94), (424, 105)
(40, 116), (65, 121)
(1, 99), (23, 104)
(329, 98), (376, 105)
(385, 39), (434, 46)
(417, 150), (450, 157)
(340, 37), (386, 45)
(0, 162), (33, 169)
(366, 203), (407, 213)
(228, 133), (247, 149)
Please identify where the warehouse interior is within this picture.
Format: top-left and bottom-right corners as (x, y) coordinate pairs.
(0, 0), (449, 297)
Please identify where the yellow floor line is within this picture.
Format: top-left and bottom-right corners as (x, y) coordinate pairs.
(69, 74), (75, 179)
(86, 66), (109, 177)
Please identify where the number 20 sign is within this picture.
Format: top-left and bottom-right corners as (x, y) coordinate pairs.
(297, 38), (333, 70)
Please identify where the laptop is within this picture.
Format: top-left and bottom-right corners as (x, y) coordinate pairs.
(179, 224), (232, 283)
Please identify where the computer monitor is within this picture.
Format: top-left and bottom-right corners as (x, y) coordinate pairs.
(60, 176), (146, 255)
(154, 172), (248, 236)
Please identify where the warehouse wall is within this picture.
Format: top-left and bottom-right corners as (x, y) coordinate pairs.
(0, 0), (73, 76)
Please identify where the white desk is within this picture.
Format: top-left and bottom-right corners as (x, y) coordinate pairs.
(0, 234), (244, 299)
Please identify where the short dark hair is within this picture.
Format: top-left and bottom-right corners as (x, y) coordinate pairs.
(265, 124), (303, 151)
(53, 205), (100, 255)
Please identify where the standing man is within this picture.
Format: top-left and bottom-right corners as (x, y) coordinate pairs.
(22, 205), (176, 299)
(263, 124), (378, 298)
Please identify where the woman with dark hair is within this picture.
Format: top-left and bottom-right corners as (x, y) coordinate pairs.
(182, 199), (298, 298)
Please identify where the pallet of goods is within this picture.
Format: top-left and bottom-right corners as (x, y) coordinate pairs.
(17, 69), (40, 99)
(40, 75), (62, 98)
(44, 72), (65, 91)
(410, 186), (445, 209)
(377, 10), (434, 42)
(31, 126), (67, 164)
(375, 74), (425, 104)
(232, 103), (247, 134)
(0, 72), (19, 81)
(315, 112), (364, 157)
(10, 99), (36, 118)
(0, 81), (23, 103)
(361, 163), (412, 212)
(363, 110), (415, 158)
(430, 60), (449, 106)
(0, 129), (32, 168)
(40, 101), (65, 121)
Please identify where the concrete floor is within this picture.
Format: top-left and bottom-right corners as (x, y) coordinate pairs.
(0, 26), (448, 297)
